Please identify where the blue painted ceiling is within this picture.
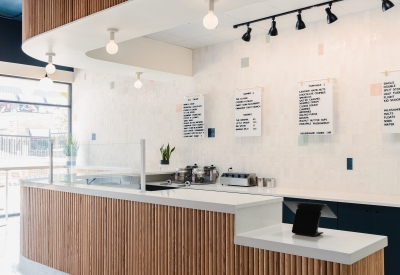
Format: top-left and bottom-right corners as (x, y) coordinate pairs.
(0, 0), (22, 21)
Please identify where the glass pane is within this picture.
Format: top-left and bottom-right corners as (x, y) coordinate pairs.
(0, 75), (69, 106)
(52, 143), (142, 188)
(0, 106), (68, 135)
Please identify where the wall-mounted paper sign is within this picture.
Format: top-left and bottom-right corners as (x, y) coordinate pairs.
(235, 89), (261, 137)
(298, 80), (333, 135)
(382, 77), (400, 133)
(183, 96), (204, 138)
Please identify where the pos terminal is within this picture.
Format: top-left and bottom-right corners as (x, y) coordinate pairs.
(283, 201), (337, 237)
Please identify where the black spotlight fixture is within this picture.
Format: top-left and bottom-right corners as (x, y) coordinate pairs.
(296, 11), (306, 30)
(382, 0), (395, 12)
(242, 24), (252, 42)
(268, 17), (278, 36)
(325, 2), (338, 24)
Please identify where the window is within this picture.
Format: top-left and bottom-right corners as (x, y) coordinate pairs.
(0, 75), (71, 136)
(0, 74), (72, 217)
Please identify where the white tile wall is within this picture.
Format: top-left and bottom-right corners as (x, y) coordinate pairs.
(73, 7), (400, 196)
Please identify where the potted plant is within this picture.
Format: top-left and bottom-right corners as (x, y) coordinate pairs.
(160, 143), (175, 165)
(63, 134), (80, 166)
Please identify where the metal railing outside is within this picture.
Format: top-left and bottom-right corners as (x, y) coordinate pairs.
(0, 133), (67, 159)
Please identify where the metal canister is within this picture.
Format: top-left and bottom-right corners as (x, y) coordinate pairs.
(257, 177), (264, 187)
(265, 178), (275, 188)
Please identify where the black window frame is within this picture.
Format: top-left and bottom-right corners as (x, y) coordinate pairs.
(0, 73), (72, 134)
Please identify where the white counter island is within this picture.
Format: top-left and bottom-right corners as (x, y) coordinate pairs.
(20, 179), (386, 275)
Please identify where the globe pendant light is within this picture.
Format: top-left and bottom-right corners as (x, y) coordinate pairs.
(325, 3), (338, 24)
(203, 0), (218, 30)
(296, 11), (306, 30)
(382, 0), (395, 12)
(40, 73), (54, 90)
(242, 25), (252, 42)
(268, 18), (278, 36)
(135, 72), (143, 89)
(45, 53), (56, 74)
(106, 28), (119, 54)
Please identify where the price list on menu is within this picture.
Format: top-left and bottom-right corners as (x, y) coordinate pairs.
(298, 81), (333, 135)
(183, 96), (204, 138)
(234, 90), (261, 137)
(382, 77), (400, 133)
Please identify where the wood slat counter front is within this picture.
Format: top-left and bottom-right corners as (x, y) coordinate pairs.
(20, 185), (384, 275)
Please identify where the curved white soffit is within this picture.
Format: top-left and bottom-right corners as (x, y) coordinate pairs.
(86, 37), (193, 78)
(22, 0), (266, 82)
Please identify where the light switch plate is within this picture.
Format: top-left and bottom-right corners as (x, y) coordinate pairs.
(110, 81), (115, 89)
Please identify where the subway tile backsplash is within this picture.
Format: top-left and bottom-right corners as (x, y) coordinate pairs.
(73, 7), (400, 196)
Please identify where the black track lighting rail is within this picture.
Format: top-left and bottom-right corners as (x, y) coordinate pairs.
(233, 0), (343, 29)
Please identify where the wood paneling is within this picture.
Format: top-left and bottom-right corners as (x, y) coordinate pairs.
(20, 187), (384, 275)
(22, 0), (126, 42)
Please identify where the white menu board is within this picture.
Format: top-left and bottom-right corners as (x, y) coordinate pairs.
(383, 77), (400, 133)
(183, 96), (204, 138)
(234, 90), (261, 137)
(298, 81), (333, 135)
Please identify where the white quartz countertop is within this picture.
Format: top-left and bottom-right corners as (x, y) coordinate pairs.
(20, 180), (281, 214)
(151, 183), (400, 208)
(235, 224), (387, 265)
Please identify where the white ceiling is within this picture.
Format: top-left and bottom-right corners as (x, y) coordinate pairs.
(21, 0), (400, 80)
(22, 0), (272, 80)
(145, 0), (400, 49)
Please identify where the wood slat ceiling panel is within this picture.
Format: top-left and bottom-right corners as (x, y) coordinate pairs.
(22, 0), (126, 41)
